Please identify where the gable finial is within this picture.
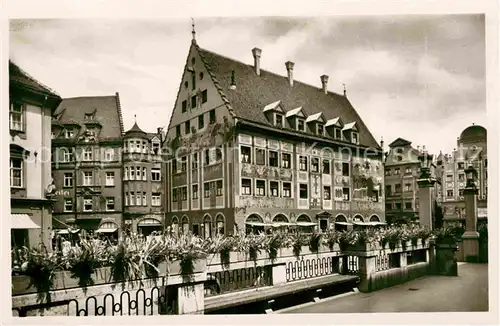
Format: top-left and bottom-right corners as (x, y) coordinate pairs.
(191, 18), (196, 43)
(342, 83), (347, 97)
(134, 114), (137, 124)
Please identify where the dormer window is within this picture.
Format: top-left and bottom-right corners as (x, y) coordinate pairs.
(317, 123), (324, 136)
(297, 118), (305, 131)
(84, 113), (94, 120)
(325, 117), (344, 140)
(351, 132), (359, 144)
(275, 113), (284, 128)
(152, 141), (161, 155)
(64, 130), (74, 139)
(335, 128), (342, 140)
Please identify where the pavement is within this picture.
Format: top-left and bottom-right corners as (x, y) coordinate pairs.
(282, 263), (488, 313)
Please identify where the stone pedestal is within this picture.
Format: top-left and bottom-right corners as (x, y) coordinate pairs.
(435, 244), (458, 276)
(272, 263), (287, 286)
(417, 178), (436, 230)
(462, 231), (480, 261)
(177, 283), (204, 314)
(462, 187), (479, 261)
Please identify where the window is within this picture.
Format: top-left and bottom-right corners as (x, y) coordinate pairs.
(151, 141), (160, 155)
(181, 156), (187, 171)
(185, 121), (191, 134)
(342, 188), (350, 201)
(459, 189), (464, 197)
(62, 150), (73, 162)
(342, 162), (349, 176)
(385, 185), (392, 195)
(484, 159), (487, 167)
(447, 190), (454, 197)
(199, 72), (204, 80)
(241, 146), (251, 163)
(299, 184), (308, 199)
(283, 182), (292, 197)
(385, 203), (392, 211)
(335, 128), (342, 140)
(151, 168), (161, 181)
(405, 202), (412, 210)
(317, 123), (324, 136)
(105, 171), (115, 186)
(201, 90), (208, 103)
(191, 95), (197, 109)
(181, 187), (188, 201)
(192, 184), (199, 200)
(83, 197), (93, 212)
(323, 186), (331, 200)
(136, 167), (141, 181)
(106, 197), (115, 211)
(83, 147), (93, 161)
(64, 173), (73, 187)
(405, 167), (412, 174)
(64, 198), (73, 212)
(385, 170), (391, 176)
(142, 167), (147, 181)
(269, 151), (278, 167)
(209, 109), (216, 123)
(10, 102), (24, 131)
(458, 174), (465, 181)
(323, 159), (330, 174)
(297, 118), (305, 131)
(104, 149), (114, 161)
(152, 193), (161, 206)
(458, 162), (464, 170)
(172, 159), (178, 173)
(65, 130), (74, 139)
(299, 156), (308, 171)
(142, 141), (147, 153)
(130, 166), (136, 180)
(198, 115), (204, 129)
(351, 132), (359, 144)
(395, 202), (402, 210)
(446, 174), (453, 181)
(311, 158), (319, 173)
(395, 184), (402, 193)
(275, 114), (284, 128)
(241, 179), (252, 195)
(394, 168), (400, 175)
(255, 148), (266, 165)
(404, 183), (412, 192)
(192, 153), (198, 169)
(204, 182), (211, 198)
(204, 149), (210, 165)
(10, 158), (23, 188)
(172, 189), (178, 202)
(182, 100), (187, 113)
(84, 113), (94, 120)
(256, 180), (266, 196)
(270, 181), (279, 197)
(136, 193), (141, 206)
(282, 153), (291, 169)
(216, 146), (223, 162)
(83, 171), (93, 186)
(216, 180), (223, 196)
(176, 125), (181, 137)
(130, 192), (135, 206)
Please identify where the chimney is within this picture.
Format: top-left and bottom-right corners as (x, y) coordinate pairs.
(285, 61), (295, 87)
(320, 75), (329, 94)
(251, 48), (262, 76)
(229, 70), (236, 90)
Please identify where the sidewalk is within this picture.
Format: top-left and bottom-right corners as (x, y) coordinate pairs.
(284, 263), (488, 313)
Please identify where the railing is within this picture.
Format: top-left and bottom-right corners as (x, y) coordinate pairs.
(285, 256), (339, 282)
(206, 266), (272, 297)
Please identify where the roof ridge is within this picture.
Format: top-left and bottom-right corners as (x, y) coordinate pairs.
(115, 92), (125, 135)
(10, 60), (61, 96)
(197, 46), (347, 99)
(62, 95), (117, 100)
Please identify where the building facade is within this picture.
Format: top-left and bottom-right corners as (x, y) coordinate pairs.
(435, 124), (487, 224)
(122, 122), (165, 236)
(9, 61), (62, 250)
(51, 94), (125, 237)
(164, 37), (385, 236)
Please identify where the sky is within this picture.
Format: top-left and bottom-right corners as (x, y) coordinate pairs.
(9, 15), (486, 154)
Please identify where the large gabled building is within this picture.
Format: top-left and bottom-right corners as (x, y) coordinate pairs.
(51, 94), (125, 238)
(165, 35), (385, 236)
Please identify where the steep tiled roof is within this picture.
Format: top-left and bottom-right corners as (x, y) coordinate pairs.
(54, 95), (123, 139)
(388, 137), (412, 148)
(195, 45), (380, 149)
(9, 60), (60, 97)
(125, 122), (148, 139)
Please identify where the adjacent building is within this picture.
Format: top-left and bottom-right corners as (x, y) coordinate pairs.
(435, 124), (488, 224)
(9, 61), (62, 250)
(165, 36), (385, 236)
(122, 122), (165, 236)
(51, 94), (125, 238)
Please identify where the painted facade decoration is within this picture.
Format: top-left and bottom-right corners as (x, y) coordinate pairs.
(240, 164), (293, 181)
(351, 158), (383, 202)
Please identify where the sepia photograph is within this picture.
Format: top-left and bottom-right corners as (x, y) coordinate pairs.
(3, 4), (497, 323)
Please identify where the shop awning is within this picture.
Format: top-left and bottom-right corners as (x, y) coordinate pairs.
(11, 214), (40, 229)
(272, 222), (292, 227)
(246, 222), (267, 227)
(57, 229), (80, 234)
(295, 222), (317, 227)
(138, 218), (162, 226)
(95, 227), (118, 233)
(334, 221), (353, 226)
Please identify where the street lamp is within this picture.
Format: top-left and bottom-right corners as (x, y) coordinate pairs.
(464, 165), (478, 190)
(417, 147), (436, 230)
(418, 149), (434, 180)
